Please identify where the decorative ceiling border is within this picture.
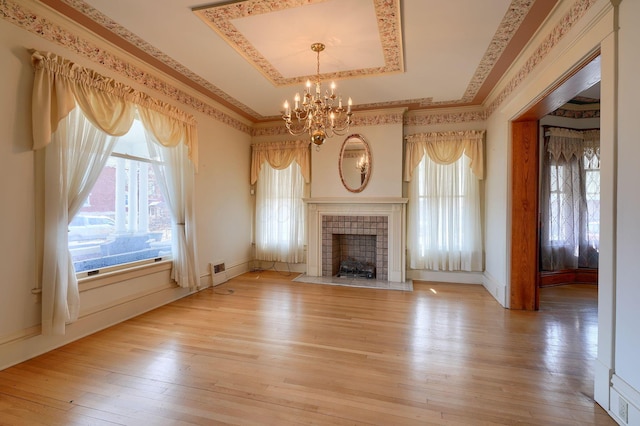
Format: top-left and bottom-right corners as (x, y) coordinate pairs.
(548, 107), (600, 119)
(251, 110), (406, 137)
(460, 0), (535, 104)
(193, 0), (403, 86)
(58, 0), (263, 120)
(404, 110), (487, 127)
(48, 0), (537, 117)
(351, 0), (536, 110)
(486, 0), (599, 117)
(0, 0), (252, 135)
(1, 0), (600, 133)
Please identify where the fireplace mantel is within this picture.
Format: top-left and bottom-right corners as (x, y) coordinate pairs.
(303, 197), (407, 205)
(305, 198), (407, 282)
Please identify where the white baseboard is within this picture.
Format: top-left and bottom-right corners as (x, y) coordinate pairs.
(482, 271), (507, 307)
(199, 259), (253, 287)
(611, 375), (640, 425)
(406, 269), (483, 284)
(219, 261), (252, 284)
(0, 285), (192, 371)
(251, 260), (306, 275)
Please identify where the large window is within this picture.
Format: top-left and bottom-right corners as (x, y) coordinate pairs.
(69, 120), (172, 275)
(404, 130), (484, 272)
(540, 127), (600, 270)
(255, 162), (305, 263)
(32, 50), (199, 335)
(408, 154), (482, 271)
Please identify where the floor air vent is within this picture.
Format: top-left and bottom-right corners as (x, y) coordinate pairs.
(211, 261), (228, 285)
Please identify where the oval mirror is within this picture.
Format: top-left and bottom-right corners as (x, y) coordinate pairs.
(339, 134), (371, 193)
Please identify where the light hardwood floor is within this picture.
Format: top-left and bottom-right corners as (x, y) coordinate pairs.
(0, 271), (616, 425)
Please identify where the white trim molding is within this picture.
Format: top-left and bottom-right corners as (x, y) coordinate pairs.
(304, 197), (407, 283)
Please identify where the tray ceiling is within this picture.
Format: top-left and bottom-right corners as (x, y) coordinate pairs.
(46, 0), (560, 121)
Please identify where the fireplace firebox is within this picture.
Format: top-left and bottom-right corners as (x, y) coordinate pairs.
(322, 215), (387, 280)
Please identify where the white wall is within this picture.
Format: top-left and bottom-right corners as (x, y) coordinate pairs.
(0, 1), (253, 369)
(612, 0), (640, 422)
(196, 115), (253, 279)
(483, 109), (510, 305)
(0, 20), (40, 341)
(309, 109), (405, 199)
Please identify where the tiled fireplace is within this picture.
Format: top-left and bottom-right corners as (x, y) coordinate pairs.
(305, 198), (407, 282)
(322, 215), (388, 280)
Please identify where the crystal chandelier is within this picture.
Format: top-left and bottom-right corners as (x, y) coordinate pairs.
(282, 43), (353, 148)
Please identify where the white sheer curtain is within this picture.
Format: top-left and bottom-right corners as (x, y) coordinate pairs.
(405, 131), (484, 272)
(42, 107), (118, 335)
(540, 127), (600, 270)
(252, 141), (309, 263)
(145, 133), (200, 287)
(31, 50), (200, 334)
(255, 163), (306, 263)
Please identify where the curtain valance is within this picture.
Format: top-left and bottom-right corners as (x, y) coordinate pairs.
(250, 140), (310, 184)
(545, 127), (600, 162)
(31, 50), (199, 169)
(404, 130), (485, 181)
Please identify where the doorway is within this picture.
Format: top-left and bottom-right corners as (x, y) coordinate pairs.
(538, 96), (601, 288)
(509, 53), (601, 310)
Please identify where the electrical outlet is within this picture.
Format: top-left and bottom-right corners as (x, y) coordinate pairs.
(619, 397), (629, 424)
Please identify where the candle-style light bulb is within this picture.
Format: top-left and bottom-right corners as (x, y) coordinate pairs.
(283, 100), (289, 115)
(294, 93), (300, 110)
(331, 82), (336, 95)
(347, 97), (352, 113)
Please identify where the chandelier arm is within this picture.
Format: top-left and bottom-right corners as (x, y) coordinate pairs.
(285, 121), (311, 136)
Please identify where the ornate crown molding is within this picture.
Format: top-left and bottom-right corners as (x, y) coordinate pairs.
(0, 0), (253, 135)
(58, 0), (262, 120)
(49, 0), (536, 114)
(0, 0), (600, 133)
(486, 0), (599, 117)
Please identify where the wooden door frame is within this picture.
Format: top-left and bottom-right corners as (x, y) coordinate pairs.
(509, 53), (601, 310)
(510, 121), (540, 310)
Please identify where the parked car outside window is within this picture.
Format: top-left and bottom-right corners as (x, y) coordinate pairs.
(68, 214), (115, 241)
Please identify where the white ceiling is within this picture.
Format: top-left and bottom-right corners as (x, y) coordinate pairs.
(55, 0), (559, 121)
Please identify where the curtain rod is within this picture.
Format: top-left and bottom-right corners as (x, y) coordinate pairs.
(541, 125), (600, 131)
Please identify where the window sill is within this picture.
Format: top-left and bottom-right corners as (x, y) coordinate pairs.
(78, 259), (173, 292)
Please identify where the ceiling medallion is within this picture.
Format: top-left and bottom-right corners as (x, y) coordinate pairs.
(282, 43), (352, 149)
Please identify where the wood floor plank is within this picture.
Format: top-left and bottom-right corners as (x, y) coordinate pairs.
(0, 273), (614, 425)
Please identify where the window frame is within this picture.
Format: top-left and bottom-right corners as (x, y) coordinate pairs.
(70, 137), (173, 279)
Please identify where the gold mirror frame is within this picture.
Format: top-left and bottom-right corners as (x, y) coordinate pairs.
(338, 134), (371, 193)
